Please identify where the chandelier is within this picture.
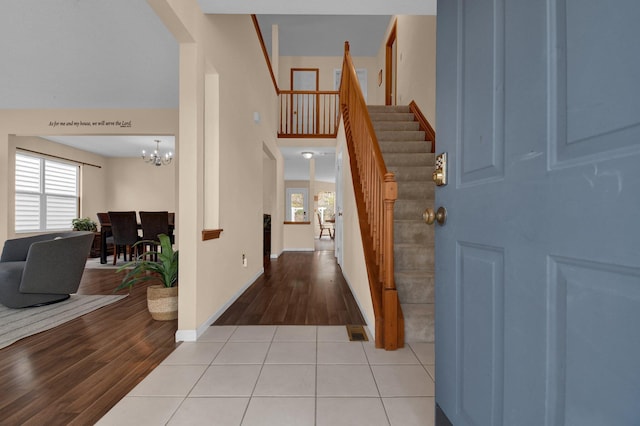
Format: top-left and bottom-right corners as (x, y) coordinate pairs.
(142, 140), (173, 166)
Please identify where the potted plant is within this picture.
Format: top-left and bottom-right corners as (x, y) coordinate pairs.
(72, 217), (98, 232)
(72, 217), (100, 257)
(115, 234), (178, 320)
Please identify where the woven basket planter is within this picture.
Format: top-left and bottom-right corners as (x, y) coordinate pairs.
(147, 285), (178, 320)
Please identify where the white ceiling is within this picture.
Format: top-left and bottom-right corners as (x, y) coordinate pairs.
(0, 0), (179, 110)
(280, 147), (337, 182)
(2, 0), (435, 176)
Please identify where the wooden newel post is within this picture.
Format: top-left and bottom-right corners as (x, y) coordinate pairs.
(382, 173), (400, 350)
(383, 174), (397, 290)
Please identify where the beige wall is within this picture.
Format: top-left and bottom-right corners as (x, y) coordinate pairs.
(283, 223), (314, 251)
(151, 1), (283, 338)
(278, 56), (382, 105)
(375, 16), (437, 126)
(0, 109), (178, 244)
(106, 157), (176, 213)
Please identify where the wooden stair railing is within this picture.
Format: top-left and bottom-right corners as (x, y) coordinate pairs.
(340, 41), (404, 350)
(409, 100), (436, 153)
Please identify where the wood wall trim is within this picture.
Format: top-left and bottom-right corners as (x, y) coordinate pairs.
(202, 229), (223, 240)
(409, 100), (436, 153)
(385, 20), (397, 106)
(283, 221), (311, 225)
(277, 133), (338, 139)
(17, 147), (102, 169)
(251, 15), (279, 93)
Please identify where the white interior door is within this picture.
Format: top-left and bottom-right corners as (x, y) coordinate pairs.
(335, 151), (343, 264)
(435, 1), (640, 425)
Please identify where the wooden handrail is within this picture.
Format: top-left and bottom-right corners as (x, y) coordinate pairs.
(409, 100), (436, 153)
(251, 15), (279, 93)
(340, 41), (403, 350)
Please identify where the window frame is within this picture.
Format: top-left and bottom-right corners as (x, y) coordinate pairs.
(285, 187), (309, 222)
(15, 151), (80, 233)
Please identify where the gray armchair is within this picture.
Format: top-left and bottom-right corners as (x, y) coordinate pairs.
(0, 231), (94, 308)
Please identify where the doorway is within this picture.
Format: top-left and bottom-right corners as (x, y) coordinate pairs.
(315, 190), (335, 252)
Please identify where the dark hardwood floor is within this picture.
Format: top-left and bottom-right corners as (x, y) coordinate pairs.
(216, 250), (365, 325)
(0, 247), (364, 424)
(0, 269), (179, 425)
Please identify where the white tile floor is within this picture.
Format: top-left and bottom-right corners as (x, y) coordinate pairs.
(97, 325), (435, 426)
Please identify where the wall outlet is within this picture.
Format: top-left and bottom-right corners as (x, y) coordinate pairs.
(242, 253), (247, 267)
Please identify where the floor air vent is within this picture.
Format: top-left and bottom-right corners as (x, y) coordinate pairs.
(346, 325), (368, 342)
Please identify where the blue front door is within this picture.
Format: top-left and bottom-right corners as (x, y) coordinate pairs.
(435, 1), (640, 424)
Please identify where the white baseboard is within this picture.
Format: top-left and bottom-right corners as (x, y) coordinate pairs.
(282, 248), (314, 252)
(175, 269), (264, 342)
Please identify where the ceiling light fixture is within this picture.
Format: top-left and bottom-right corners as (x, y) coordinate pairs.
(301, 152), (313, 159)
(142, 140), (173, 166)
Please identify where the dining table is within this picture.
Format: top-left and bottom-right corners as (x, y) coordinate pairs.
(325, 218), (336, 240)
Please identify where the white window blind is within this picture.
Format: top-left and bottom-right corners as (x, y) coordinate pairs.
(15, 152), (79, 232)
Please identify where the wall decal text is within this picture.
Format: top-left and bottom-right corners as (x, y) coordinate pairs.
(48, 120), (133, 129)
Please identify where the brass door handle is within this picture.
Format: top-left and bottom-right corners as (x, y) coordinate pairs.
(423, 207), (447, 226)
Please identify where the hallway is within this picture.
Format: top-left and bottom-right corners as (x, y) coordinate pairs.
(215, 240), (364, 326)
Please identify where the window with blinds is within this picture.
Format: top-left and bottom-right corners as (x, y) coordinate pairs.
(15, 152), (79, 232)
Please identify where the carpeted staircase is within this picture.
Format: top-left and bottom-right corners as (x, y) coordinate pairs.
(369, 105), (435, 342)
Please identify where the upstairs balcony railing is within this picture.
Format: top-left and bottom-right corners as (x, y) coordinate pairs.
(252, 16), (340, 139)
(278, 90), (340, 138)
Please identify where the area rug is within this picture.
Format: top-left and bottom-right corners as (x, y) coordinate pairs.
(0, 294), (126, 350)
(84, 257), (134, 270)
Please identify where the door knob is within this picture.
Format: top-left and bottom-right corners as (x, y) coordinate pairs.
(423, 207), (447, 226)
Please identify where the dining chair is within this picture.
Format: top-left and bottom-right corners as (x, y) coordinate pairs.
(96, 212), (114, 263)
(107, 211), (140, 265)
(317, 212), (334, 239)
(167, 212), (175, 244)
(139, 211), (170, 260)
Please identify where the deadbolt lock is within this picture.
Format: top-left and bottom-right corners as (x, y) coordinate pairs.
(433, 152), (448, 186)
